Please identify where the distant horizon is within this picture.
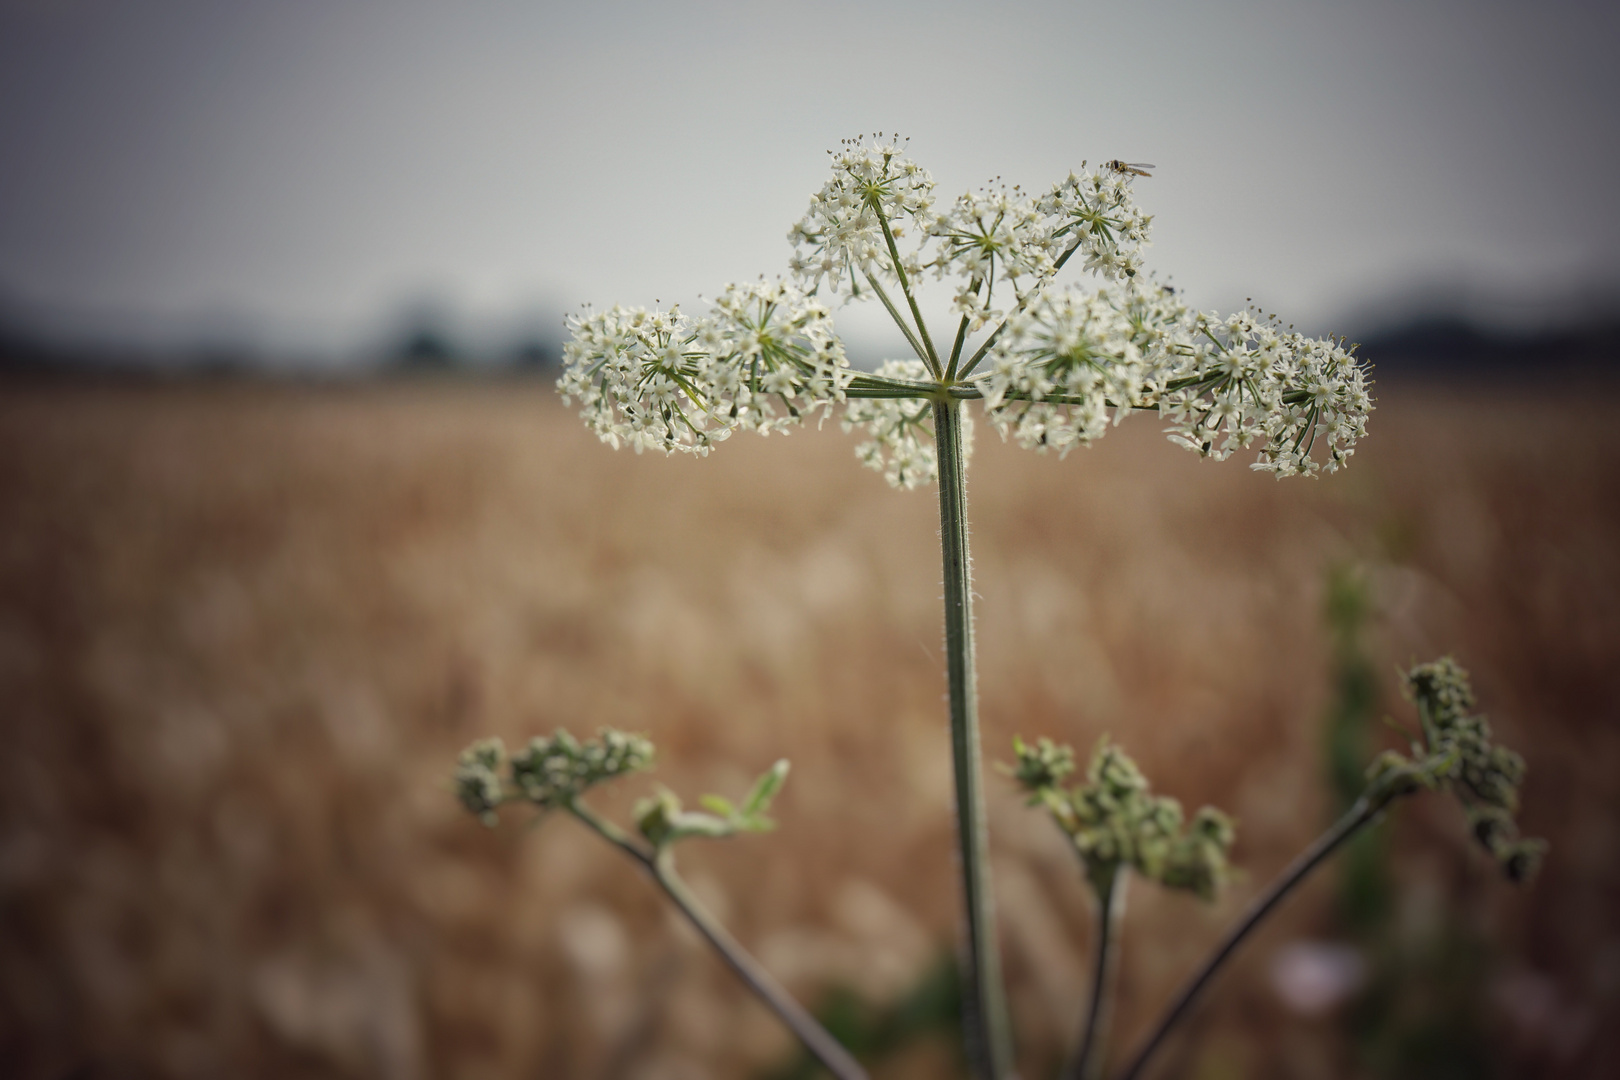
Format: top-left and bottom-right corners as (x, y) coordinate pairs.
(5, 283), (1619, 377)
(4, 0), (1616, 371)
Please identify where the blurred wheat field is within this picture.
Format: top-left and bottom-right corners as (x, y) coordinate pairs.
(1, 377), (1616, 1079)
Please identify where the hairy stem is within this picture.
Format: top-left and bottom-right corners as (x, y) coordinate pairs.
(1065, 866), (1127, 1080)
(1113, 796), (1386, 1080)
(567, 803), (868, 1080)
(934, 397), (1013, 1080)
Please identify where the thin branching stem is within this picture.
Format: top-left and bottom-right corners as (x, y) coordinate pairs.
(957, 234), (1090, 380)
(862, 269), (931, 369)
(1065, 867), (1127, 1080)
(875, 208), (941, 375)
(566, 802), (868, 1080)
(1113, 796), (1388, 1080)
(934, 398), (1013, 1080)
(945, 312), (973, 382)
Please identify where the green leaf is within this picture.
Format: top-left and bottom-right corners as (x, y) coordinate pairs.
(743, 759), (791, 817)
(736, 814), (778, 834)
(699, 794), (736, 817)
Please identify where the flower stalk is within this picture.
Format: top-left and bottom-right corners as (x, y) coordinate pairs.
(453, 735), (866, 1080)
(566, 799), (869, 1080)
(934, 395), (1014, 1079)
(1066, 865), (1127, 1080)
(1114, 657), (1545, 1080)
(1112, 795), (1383, 1080)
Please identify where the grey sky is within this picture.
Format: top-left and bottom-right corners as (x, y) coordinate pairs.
(1, 0), (1616, 357)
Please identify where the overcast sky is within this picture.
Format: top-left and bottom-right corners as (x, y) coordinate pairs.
(1, 0), (1617, 358)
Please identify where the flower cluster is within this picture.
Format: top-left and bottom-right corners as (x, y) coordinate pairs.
(975, 281), (1188, 454)
(1368, 658), (1546, 882)
(929, 186), (1063, 328)
(842, 359), (948, 489)
(1012, 736), (1236, 901)
(1034, 166), (1153, 281)
(1156, 309), (1372, 477)
(788, 136), (936, 300)
(557, 281), (852, 456)
(704, 280), (853, 434)
(453, 729), (654, 824)
(562, 137), (1373, 488)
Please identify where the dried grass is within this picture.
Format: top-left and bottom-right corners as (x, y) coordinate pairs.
(0, 377), (1615, 1078)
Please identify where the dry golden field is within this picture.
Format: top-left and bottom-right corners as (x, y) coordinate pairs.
(1, 376), (1616, 1079)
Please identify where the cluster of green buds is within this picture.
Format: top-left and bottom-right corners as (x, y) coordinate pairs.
(453, 728), (655, 824)
(1366, 658), (1546, 882)
(1011, 736), (1236, 901)
(452, 730), (792, 857)
(635, 760), (790, 849)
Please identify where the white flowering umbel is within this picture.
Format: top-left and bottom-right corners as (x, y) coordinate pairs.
(788, 137), (937, 301)
(705, 280), (853, 435)
(931, 185), (1063, 329)
(978, 281), (1186, 454)
(1157, 309), (1372, 476)
(558, 281), (853, 456)
(1036, 168), (1153, 282)
(558, 305), (725, 455)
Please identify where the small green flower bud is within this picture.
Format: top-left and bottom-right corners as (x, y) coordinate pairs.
(1393, 658), (1546, 885)
(635, 789), (682, 848)
(452, 738), (508, 824)
(1468, 805), (1514, 850)
(1010, 736), (1076, 792)
(1013, 735), (1235, 902)
(1402, 656), (1476, 730)
(1501, 839), (1548, 884)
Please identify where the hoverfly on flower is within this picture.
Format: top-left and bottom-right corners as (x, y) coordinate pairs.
(1103, 160), (1154, 177)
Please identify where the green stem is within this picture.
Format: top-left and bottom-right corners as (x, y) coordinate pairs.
(567, 803), (868, 1080)
(934, 398), (1013, 1080)
(945, 312), (973, 382)
(876, 210), (941, 375)
(957, 232), (1101, 380)
(1113, 795), (1387, 1080)
(861, 268), (932, 370)
(1065, 866), (1127, 1080)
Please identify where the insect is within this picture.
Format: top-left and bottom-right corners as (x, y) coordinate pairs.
(1103, 160), (1155, 177)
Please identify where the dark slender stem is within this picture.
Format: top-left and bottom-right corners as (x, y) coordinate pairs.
(934, 398), (1013, 1080)
(567, 803), (868, 1080)
(651, 851), (869, 1080)
(1113, 796), (1386, 1080)
(1065, 867), (1127, 1080)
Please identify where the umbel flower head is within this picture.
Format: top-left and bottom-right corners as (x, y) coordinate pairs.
(558, 280), (852, 457)
(453, 729), (654, 824)
(1011, 736), (1236, 901)
(1367, 657), (1547, 882)
(558, 136), (1373, 486)
(788, 135), (938, 300)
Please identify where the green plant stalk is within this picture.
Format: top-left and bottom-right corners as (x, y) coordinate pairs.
(1113, 795), (1387, 1080)
(933, 396), (1014, 1080)
(566, 801), (869, 1080)
(1065, 865), (1127, 1080)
